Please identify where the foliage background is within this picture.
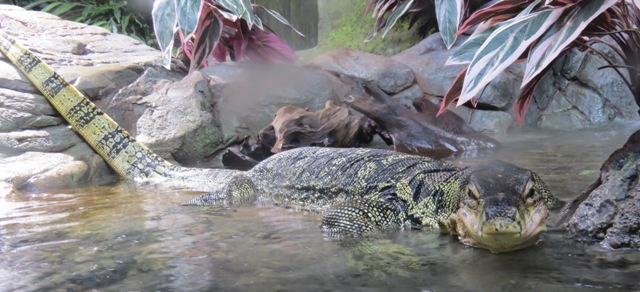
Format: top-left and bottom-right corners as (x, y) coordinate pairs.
(14, 0), (157, 48)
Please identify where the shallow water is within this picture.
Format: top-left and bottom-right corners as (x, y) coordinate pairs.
(1, 125), (639, 291)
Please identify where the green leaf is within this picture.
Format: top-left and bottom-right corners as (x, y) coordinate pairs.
(176, 0), (202, 35)
(93, 20), (107, 27)
(458, 8), (565, 105)
(190, 11), (223, 72)
(23, 0), (55, 10)
(122, 13), (131, 32)
(217, 0), (257, 28)
(447, 22), (500, 65)
(42, 2), (63, 13)
(435, 0), (464, 49)
(152, 0), (178, 69)
(53, 2), (82, 15)
(253, 12), (263, 30)
(381, 0), (414, 38)
(114, 6), (121, 22)
(523, 0), (617, 86)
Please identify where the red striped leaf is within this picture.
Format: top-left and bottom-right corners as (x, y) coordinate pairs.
(523, 0), (617, 87)
(458, 7), (565, 106)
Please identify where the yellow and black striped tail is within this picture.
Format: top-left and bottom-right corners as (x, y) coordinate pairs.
(0, 29), (176, 181)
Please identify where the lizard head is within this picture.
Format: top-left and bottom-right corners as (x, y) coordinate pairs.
(453, 161), (562, 252)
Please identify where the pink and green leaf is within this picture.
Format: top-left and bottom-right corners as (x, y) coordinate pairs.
(457, 8), (565, 105)
(189, 7), (223, 72)
(458, 0), (535, 35)
(447, 22), (500, 65)
(176, 0), (202, 35)
(244, 30), (297, 62)
(523, 0), (618, 86)
(515, 66), (550, 125)
(438, 67), (467, 116)
(216, 0), (258, 29)
(152, 0), (178, 69)
(381, 0), (415, 38)
(435, 0), (464, 49)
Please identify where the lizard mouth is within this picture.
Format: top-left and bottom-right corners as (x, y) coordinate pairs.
(455, 205), (549, 252)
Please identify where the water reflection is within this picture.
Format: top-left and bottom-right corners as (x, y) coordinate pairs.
(1, 125), (639, 291)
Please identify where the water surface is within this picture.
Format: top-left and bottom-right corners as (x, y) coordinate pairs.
(1, 125), (639, 291)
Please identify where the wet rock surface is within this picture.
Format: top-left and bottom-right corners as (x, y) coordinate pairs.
(564, 129), (640, 248)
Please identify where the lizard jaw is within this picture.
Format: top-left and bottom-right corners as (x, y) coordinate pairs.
(454, 205), (549, 252)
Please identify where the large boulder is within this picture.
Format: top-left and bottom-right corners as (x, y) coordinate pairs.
(307, 48), (415, 94)
(564, 129), (640, 248)
(392, 33), (466, 98)
(102, 68), (225, 164)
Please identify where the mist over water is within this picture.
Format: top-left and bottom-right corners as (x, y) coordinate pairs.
(1, 124), (639, 291)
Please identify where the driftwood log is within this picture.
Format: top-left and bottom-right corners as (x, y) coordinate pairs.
(222, 100), (374, 170)
(223, 78), (499, 169)
(345, 79), (498, 158)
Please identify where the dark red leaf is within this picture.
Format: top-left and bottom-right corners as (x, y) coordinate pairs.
(514, 67), (549, 125)
(366, 0), (376, 13)
(211, 43), (228, 62)
(244, 30), (297, 62)
(231, 20), (250, 60)
(188, 6), (222, 72)
(458, 0), (535, 35)
(438, 67), (467, 116)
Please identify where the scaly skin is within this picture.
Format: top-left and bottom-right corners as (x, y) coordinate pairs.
(0, 29), (562, 252)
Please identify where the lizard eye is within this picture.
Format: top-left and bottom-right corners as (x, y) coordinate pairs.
(522, 179), (535, 201)
(467, 184), (480, 201)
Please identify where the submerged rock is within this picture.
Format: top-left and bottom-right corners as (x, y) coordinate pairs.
(564, 129), (640, 248)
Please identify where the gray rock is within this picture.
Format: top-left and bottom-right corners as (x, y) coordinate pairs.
(0, 125), (82, 153)
(565, 130), (640, 248)
(391, 84), (424, 109)
(532, 42), (638, 129)
(307, 48), (415, 93)
(468, 110), (513, 134)
(135, 71), (224, 163)
(0, 181), (16, 197)
(476, 63), (524, 110)
(0, 151), (91, 191)
(393, 33), (521, 131)
(71, 65), (144, 101)
(0, 88), (63, 132)
(99, 67), (184, 136)
(393, 33), (467, 98)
